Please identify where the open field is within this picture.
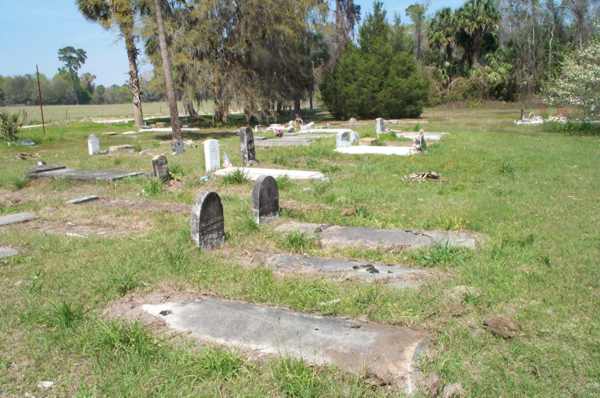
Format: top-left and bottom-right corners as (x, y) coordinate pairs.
(0, 102), (215, 124)
(1, 103), (599, 396)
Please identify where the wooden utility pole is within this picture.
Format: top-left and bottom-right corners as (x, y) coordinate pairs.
(35, 65), (47, 136)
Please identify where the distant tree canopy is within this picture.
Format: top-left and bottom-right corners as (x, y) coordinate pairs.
(320, 1), (428, 119)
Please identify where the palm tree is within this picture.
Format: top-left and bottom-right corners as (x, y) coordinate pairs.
(455, 0), (500, 68)
(77, 0), (145, 129)
(406, 3), (427, 60)
(152, 0), (183, 153)
(428, 8), (457, 63)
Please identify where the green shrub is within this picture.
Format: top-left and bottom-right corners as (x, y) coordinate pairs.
(0, 111), (23, 141)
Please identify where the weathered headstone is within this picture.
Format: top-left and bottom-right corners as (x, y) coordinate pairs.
(239, 127), (257, 165)
(414, 131), (427, 152)
(172, 139), (185, 155)
(191, 191), (225, 250)
(152, 155), (171, 182)
(203, 139), (221, 174)
(335, 130), (359, 148)
(375, 118), (385, 135)
(252, 175), (279, 224)
(88, 134), (100, 155)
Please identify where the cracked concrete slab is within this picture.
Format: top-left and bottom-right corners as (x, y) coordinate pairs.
(266, 254), (431, 288)
(215, 167), (327, 181)
(0, 212), (37, 227)
(0, 247), (18, 259)
(28, 168), (144, 182)
(139, 296), (427, 393)
(335, 146), (418, 156)
(275, 222), (482, 250)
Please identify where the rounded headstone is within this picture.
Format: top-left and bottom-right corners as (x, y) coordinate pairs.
(152, 155), (171, 182)
(252, 175), (279, 224)
(191, 191), (225, 250)
(204, 139), (221, 173)
(88, 134), (100, 155)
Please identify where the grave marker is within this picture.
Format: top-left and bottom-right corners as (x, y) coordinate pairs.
(88, 134), (100, 155)
(252, 175), (279, 224)
(375, 118), (385, 135)
(191, 191), (225, 250)
(239, 127), (257, 165)
(152, 155), (171, 182)
(203, 139), (221, 174)
(335, 130), (359, 148)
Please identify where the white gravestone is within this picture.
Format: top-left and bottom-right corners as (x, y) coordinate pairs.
(88, 134), (100, 155)
(375, 118), (385, 135)
(336, 130), (359, 148)
(204, 139), (221, 174)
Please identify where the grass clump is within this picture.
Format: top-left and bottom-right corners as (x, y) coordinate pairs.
(0, 111), (23, 141)
(411, 244), (472, 267)
(142, 179), (163, 196)
(272, 358), (323, 398)
(281, 232), (316, 253)
(222, 169), (249, 185)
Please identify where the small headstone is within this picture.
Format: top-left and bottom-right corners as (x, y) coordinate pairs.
(252, 176), (279, 224)
(152, 155), (171, 182)
(172, 140), (185, 155)
(88, 134), (100, 155)
(239, 127), (257, 165)
(375, 118), (385, 135)
(414, 131), (427, 152)
(191, 191), (225, 250)
(203, 139), (221, 174)
(335, 130), (359, 148)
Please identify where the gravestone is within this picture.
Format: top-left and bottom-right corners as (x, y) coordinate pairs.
(191, 191), (225, 250)
(252, 175), (279, 224)
(88, 134), (100, 155)
(152, 155), (171, 182)
(414, 132), (427, 152)
(203, 139), (221, 174)
(172, 139), (185, 155)
(335, 130), (359, 148)
(239, 127), (257, 165)
(375, 118), (385, 135)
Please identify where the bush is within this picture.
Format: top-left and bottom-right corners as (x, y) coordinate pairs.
(0, 111), (23, 141)
(320, 3), (428, 119)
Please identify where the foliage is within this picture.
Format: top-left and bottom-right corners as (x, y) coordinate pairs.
(545, 40), (600, 118)
(221, 170), (249, 185)
(321, 1), (428, 119)
(0, 111), (23, 141)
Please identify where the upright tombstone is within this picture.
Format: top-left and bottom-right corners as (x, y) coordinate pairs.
(191, 191), (225, 250)
(88, 134), (100, 155)
(375, 118), (385, 135)
(414, 131), (428, 152)
(252, 175), (279, 224)
(239, 127), (257, 165)
(204, 139), (221, 174)
(336, 130), (359, 148)
(152, 155), (171, 182)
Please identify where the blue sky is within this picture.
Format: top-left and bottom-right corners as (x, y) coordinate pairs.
(0, 0), (464, 86)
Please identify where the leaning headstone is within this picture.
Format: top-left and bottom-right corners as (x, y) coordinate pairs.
(203, 139), (221, 174)
(252, 175), (279, 224)
(239, 127), (257, 165)
(336, 130), (359, 148)
(191, 191), (225, 250)
(88, 134), (100, 155)
(375, 118), (385, 135)
(152, 155), (171, 182)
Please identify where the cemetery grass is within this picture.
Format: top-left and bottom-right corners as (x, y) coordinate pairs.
(1, 102), (600, 396)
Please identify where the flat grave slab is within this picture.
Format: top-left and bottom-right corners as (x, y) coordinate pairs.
(301, 128), (355, 135)
(266, 254), (430, 288)
(275, 222), (482, 250)
(335, 146), (418, 156)
(28, 167), (144, 182)
(255, 137), (316, 148)
(141, 296), (427, 393)
(215, 167), (326, 181)
(67, 195), (100, 205)
(0, 247), (18, 259)
(139, 127), (201, 133)
(0, 212), (37, 227)
(394, 132), (446, 141)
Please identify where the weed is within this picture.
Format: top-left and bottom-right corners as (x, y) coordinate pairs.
(110, 271), (141, 296)
(170, 163), (185, 179)
(222, 169), (249, 185)
(94, 321), (159, 359)
(197, 348), (243, 380)
(282, 232), (316, 253)
(240, 215), (259, 232)
(10, 176), (27, 190)
(500, 161), (515, 176)
(276, 175), (292, 190)
(272, 358), (322, 398)
(411, 244), (471, 267)
(142, 179), (163, 196)
(46, 302), (84, 329)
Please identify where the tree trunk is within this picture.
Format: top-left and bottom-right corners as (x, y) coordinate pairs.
(124, 28), (144, 129)
(294, 98), (301, 115)
(309, 90), (314, 111)
(184, 96), (198, 119)
(153, 0), (183, 153)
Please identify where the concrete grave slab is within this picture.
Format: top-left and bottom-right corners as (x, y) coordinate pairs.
(215, 167), (326, 181)
(0, 212), (37, 227)
(139, 127), (202, 133)
(336, 146), (418, 156)
(275, 222), (482, 250)
(395, 132), (446, 141)
(141, 296), (427, 393)
(28, 168), (144, 182)
(67, 195), (99, 205)
(0, 247), (18, 259)
(255, 137), (316, 147)
(266, 254), (430, 288)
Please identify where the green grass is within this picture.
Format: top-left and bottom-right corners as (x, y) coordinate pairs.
(1, 102), (600, 396)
